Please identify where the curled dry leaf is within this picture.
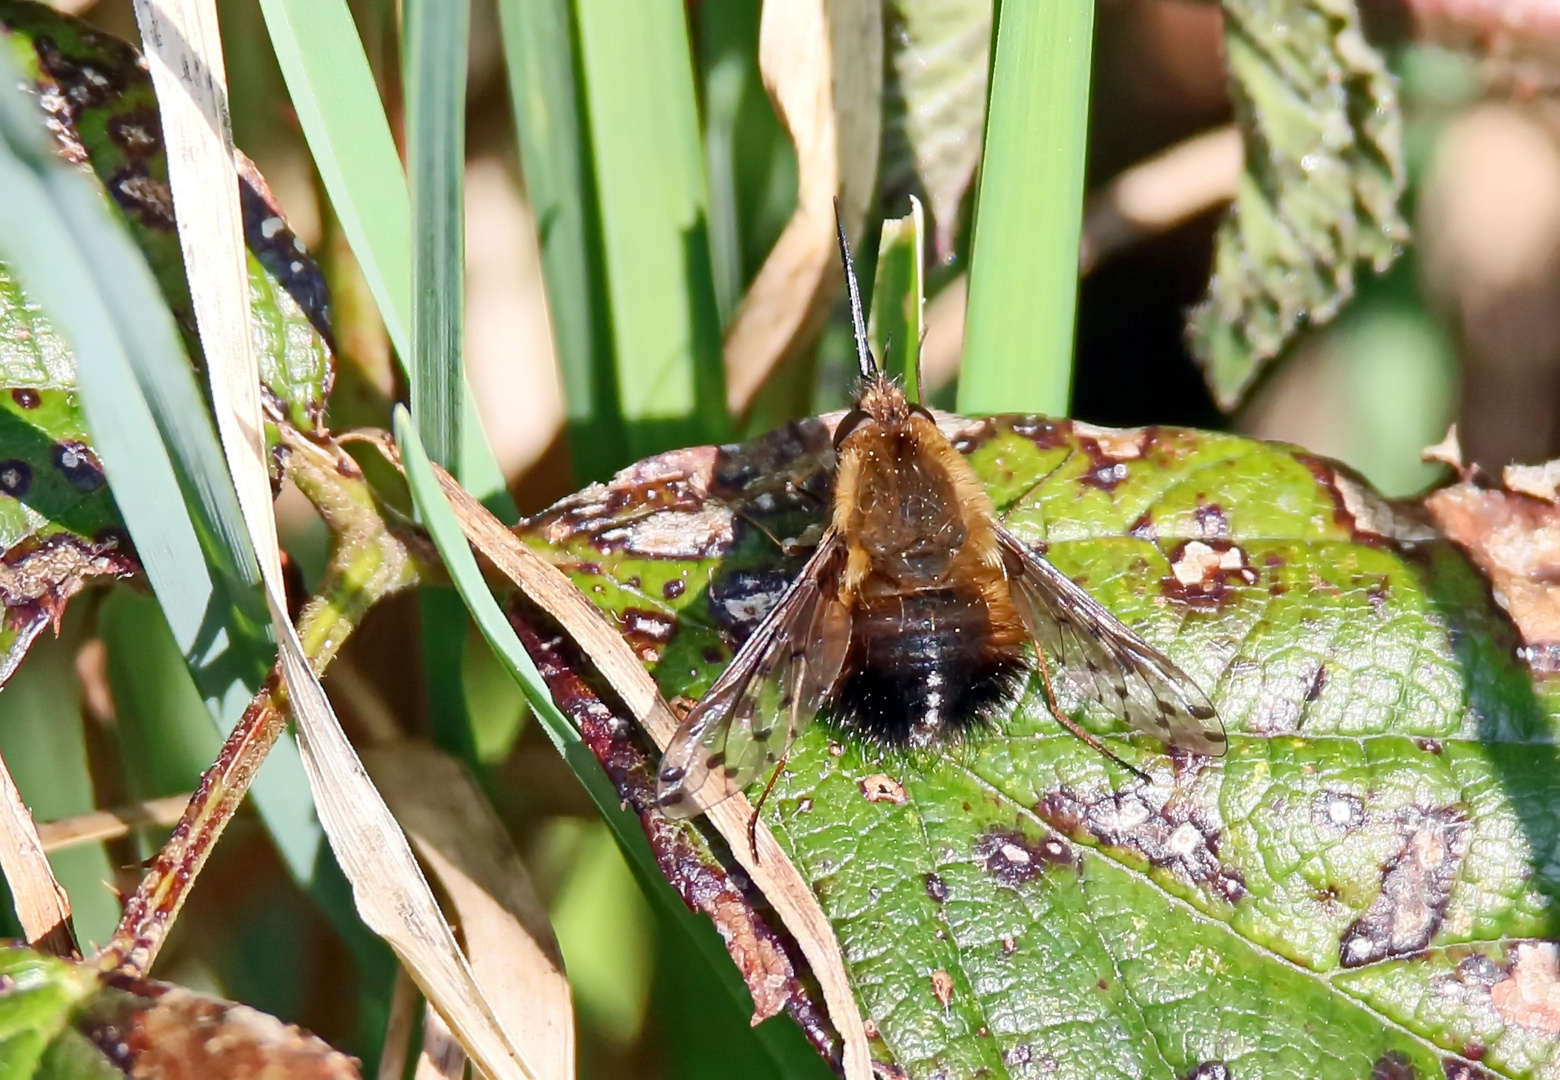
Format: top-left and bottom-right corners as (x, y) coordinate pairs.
(0, 944), (360, 1078)
(365, 742), (574, 1080)
(723, 0), (882, 415)
(1426, 469), (1560, 674)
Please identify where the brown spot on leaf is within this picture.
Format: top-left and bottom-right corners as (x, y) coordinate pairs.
(930, 968), (954, 1007)
(708, 567), (793, 643)
(1036, 781), (1242, 902)
(1372, 1051), (1417, 1079)
(619, 608), (677, 664)
(1442, 1061), (1493, 1079)
(1183, 1064), (1230, 1080)
(1311, 790), (1365, 838)
(975, 826), (1075, 887)
(662, 577), (686, 600)
(1162, 539), (1257, 610)
(1193, 503), (1230, 539)
(1492, 941), (1560, 1032)
(860, 774), (906, 803)
(0, 461), (31, 498)
(107, 107), (162, 157)
(924, 873), (948, 902)
(10, 389), (39, 409)
(1340, 808), (1469, 968)
(52, 440), (105, 492)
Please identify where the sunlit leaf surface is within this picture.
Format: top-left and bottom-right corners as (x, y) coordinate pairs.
(1189, 0), (1408, 410)
(519, 413), (1560, 1079)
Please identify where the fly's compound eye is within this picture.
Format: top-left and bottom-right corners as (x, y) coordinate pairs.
(833, 408), (871, 449)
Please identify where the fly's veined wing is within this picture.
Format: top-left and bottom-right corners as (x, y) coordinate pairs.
(995, 527), (1227, 756)
(655, 533), (851, 818)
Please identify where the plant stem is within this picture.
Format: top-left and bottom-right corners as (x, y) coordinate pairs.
(96, 431), (431, 977)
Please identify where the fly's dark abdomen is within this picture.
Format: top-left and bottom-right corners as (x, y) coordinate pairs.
(832, 587), (1027, 749)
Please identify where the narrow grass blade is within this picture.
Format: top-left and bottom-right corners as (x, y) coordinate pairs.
(573, 0), (728, 457)
(869, 194), (926, 402)
(404, 0), (478, 760)
(257, 0), (515, 515)
(255, 0), (412, 356)
(394, 408), (652, 869)
(496, 0), (625, 484)
(957, 0), (1093, 417)
(405, 0), (468, 471)
(142, 5), (535, 1073)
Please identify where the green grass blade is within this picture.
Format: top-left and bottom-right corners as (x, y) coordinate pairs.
(573, 0), (728, 458)
(405, 0), (480, 762)
(496, 0), (625, 484)
(405, 0), (468, 471)
(255, 0), (412, 357)
(869, 195), (926, 403)
(395, 407), (654, 873)
(257, 0), (516, 516)
(957, 0), (1093, 417)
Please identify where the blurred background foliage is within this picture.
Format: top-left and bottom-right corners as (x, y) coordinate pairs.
(0, 0), (1555, 1074)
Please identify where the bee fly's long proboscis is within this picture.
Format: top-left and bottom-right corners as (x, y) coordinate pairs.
(654, 209), (1225, 821)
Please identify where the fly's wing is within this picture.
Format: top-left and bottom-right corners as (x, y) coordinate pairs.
(655, 532), (851, 818)
(995, 527), (1227, 756)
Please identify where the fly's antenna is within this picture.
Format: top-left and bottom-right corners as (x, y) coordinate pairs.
(834, 198), (876, 379)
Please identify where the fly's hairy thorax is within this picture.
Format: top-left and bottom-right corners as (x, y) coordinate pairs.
(834, 409), (1008, 607)
(830, 397), (1028, 746)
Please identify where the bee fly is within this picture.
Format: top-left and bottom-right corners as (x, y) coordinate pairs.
(655, 212), (1225, 820)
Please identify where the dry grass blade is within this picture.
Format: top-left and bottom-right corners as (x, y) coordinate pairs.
(0, 749), (77, 956)
(366, 742), (575, 1080)
(426, 464), (875, 1080)
(37, 794), (191, 854)
(723, 0), (882, 416)
(134, 1), (536, 1076)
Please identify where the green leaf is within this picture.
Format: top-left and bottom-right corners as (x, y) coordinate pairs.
(881, 0), (992, 264)
(0, 944), (360, 1077)
(1188, 0), (1409, 410)
(520, 415), (1560, 1077)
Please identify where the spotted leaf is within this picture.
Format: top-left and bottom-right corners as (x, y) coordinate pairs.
(517, 413), (1560, 1079)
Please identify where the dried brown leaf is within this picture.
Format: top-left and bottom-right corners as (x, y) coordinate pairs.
(0, 749), (75, 955)
(723, 0), (882, 415)
(366, 742), (574, 1080)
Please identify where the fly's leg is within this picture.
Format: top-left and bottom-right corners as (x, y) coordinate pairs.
(747, 752), (791, 862)
(1034, 647), (1151, 784)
